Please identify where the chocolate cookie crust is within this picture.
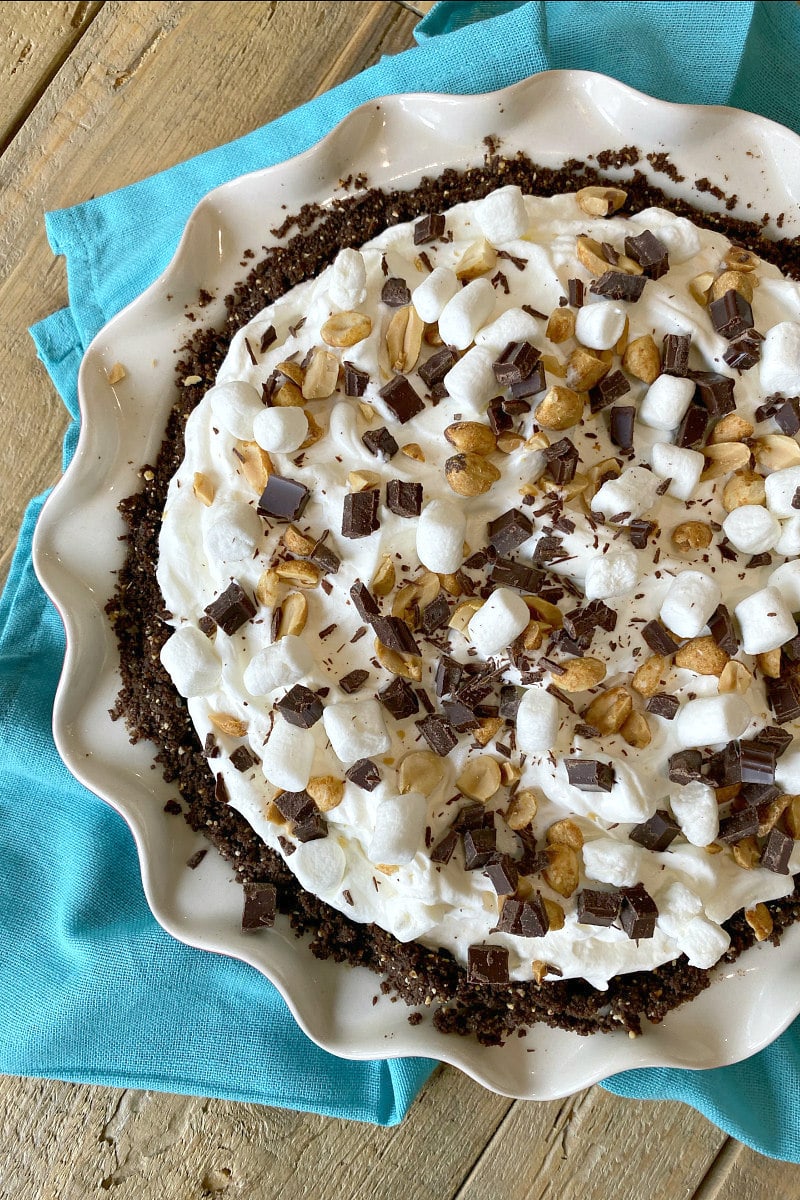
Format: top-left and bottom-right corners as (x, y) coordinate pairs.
(108, 146), (800, 1044)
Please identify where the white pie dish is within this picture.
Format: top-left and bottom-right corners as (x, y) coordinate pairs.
(33, 70), (800, 1100)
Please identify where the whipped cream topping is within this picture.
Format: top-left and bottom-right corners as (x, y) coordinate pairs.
(157, 187), (800, 989)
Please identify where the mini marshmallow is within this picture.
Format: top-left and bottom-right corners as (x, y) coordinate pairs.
(676, 915), (730, 970)
(574, 303), (626, 351)
(411, 266), (459, 323)
(442, 345), (497, 409)
(674, 694), (753, 748)
(764, 465), (800, 518)
(473, 185), (528, 243)
(582, 838), (640, 888)
(261, 717), (315, 791)
(160, 626), (221, 697)
(328, 247), (366, 309)
(243, 635), (313, 696)
(467, 588), (530, 657)
(438, 278), (496, 350)
(416, 498), (467, 575)
(252, 406), (308, 454)
(367, 791), (427, 866)
(207, 380), (264, 441)
(775, 516), (800, 558)
(629, 209), (701, 263)
(584, 548), (639, 600)
(722, 504), (781, 555)
(769, 559), (800, 610)
(638, 374), (695, 431)
(760, 321), (800, 395)
(591, 466), (660, 522)
(669, 780), (719, 847)
(650, 442), (704, 501)
(515, 687), (560, 753)
(734, 585), (797, 654)
(291, 838), (346, 896)
(659, 570), (721, 638)
(204, 501), (262, 564)
(323, 699), (390, 765)
(474, 307), (539, 352)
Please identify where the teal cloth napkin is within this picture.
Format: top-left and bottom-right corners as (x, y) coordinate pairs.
(5, 0), (800, 1151)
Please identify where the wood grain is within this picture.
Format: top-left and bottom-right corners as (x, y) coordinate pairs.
(0, 3), (793, 1195)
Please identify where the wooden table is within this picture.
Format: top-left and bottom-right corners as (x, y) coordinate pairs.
(0, 3), (796, 1194)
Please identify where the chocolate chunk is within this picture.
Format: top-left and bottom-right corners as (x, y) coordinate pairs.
(692, 371), (736, 417)
(230, 745), (257, 772)
(372, 615), (419, 656)
(463, 827), (497, 870)
(532, 535), (567, 565)
(386, 479), (423, 517)
(499, 684), (522, 721)
(273, 789), (315, 823)
(258, 474), (311, 522)
(717, 807), (760, 844)
(259, 325), (277, 354)
(624, 230), (669, 278)
(723, 330), (763, 372)
(567, 278), (585, 307)
(543, 436), (580, 484)
(484, 855), (519, 896)
(630, 809), (681, 851)
(754, 725), (793, 759)
(744, 782), (780, 807)
(339, 669), (369, 695)
(442, 699), (479, 732)
(589, 271), (647, 301)
(495, 894), (549, 937)
(414, 212), (445, 244)
(676, 403), (709, 448)
(380, 676), (419, 720)
(416, 713), (458, 756)
(342, 489), (380, 539)
(276, 683), (323, 728)
(345, 758), (380, 791)
(198, 614), (216, 638)
(454, 803), (490, 832)
(668, 749), (703, 784)
(467, 944), (509, 985)
(493, 340), (540, 385)
(724, 739), (777, 785)
(767, 675), (800, 724)
(662, 333), (691, 376)
(381, 277), (411, 307)
(755, 395), (786, 422)
(709, 288), (754, 340)
(293, 810), (328, 843)
(707, 604), (739, 655)
(761, 827), (793, 874)
(420, 592), (450, 634)
(775, 397), (800, 436)
(783, 631), (800, 661)
(509, 361), (547, 400)
(204, 581), (256, 636)
(242, 882), (277, 932)
(310, 537), (341, 575)
(343, 360), (369, 397)
(577, 888), (622, 927)
(641, 620), (680, 656)
(629, 518), (656, 549)
(456, 667), (501, 709)
(418, 346), (457, 387)
(793, 488), (800, 511)
(435, 654), (463, 697)
(362, 426), (399, 460)
(564, 758), (615, 792)
(487, 396), (514, 434)
(609, 404), (636, 451)
(491, 557), (545, 592)
(646, 692), (680, 720)
(589, 369), (631, 413)
(187, 848), (208, 869)
(619, 883), (658, 939)
(378, 375), (425, 424)
(430, 828), (459, 865)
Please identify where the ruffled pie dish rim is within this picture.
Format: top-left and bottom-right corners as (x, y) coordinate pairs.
(33, 71), (800, 1100)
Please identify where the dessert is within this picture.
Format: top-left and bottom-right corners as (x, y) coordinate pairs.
(110, 148), (800, 1043)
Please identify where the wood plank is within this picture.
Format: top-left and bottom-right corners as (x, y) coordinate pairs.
(0, 0), (102, 154)
(0, 0), (418, 560)
(691, 1139), (800, 1199)
(0, 1067), (511, 1199)
(454, 1087), (727, 1200)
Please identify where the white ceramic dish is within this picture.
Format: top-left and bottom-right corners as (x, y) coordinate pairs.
(33, 71), (800, 1100)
